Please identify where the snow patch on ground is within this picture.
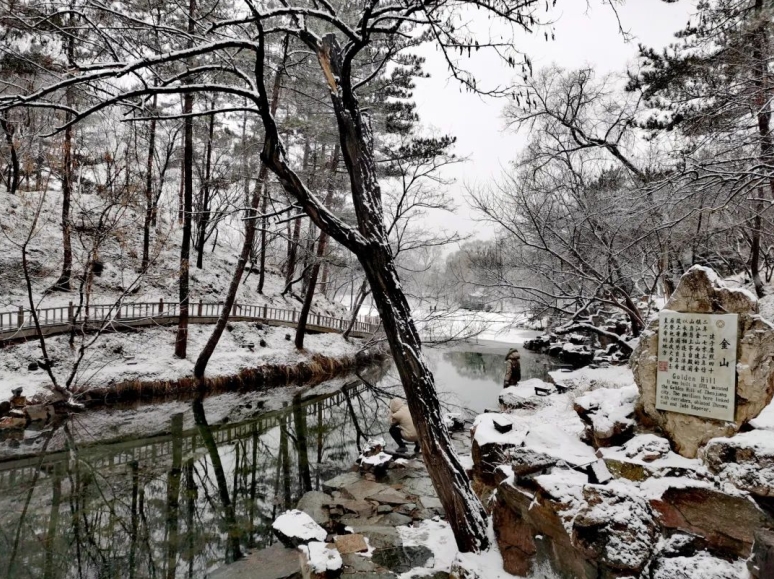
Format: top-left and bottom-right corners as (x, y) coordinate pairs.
(549, 365), (635, 391)
(299, 542), (343, 573)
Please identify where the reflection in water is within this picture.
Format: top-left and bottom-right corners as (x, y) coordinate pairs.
(0, 383), (390, 579)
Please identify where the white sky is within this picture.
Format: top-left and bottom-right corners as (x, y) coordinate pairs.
(412, 0), (695, 249)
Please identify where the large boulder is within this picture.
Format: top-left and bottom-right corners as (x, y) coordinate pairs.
(272, 510), (328, 548)
(632, 266), (774, 457)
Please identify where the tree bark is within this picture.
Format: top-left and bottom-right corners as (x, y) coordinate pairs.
(253, 31), (489, 552)
(193, 35), (288, 379)
(1, 116), (19, 195)
(257, 181), (268, 293)
(295, 145), (339, 349)
(141, 95), (157, 272)
(175, 0), (196, 359)
(195, 109), (215, 269)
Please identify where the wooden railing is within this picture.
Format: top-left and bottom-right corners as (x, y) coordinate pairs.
(0, 299), (380, 342)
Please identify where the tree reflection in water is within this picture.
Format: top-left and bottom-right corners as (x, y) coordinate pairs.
(0, 379), (391, 578)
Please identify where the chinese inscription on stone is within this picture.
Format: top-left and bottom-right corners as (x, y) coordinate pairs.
(656, 311), (738, 421)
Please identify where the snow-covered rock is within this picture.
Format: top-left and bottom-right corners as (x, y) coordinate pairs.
(298, 541), (342, 578)
(272, 510), (328, 548)
(704, 430), (774, 497)
(632, 265), (774, 457)
(573, 384), (638, 447)
(498, 378), (553, 410)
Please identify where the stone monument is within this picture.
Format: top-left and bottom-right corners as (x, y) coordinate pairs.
(632, 266), (774, 457)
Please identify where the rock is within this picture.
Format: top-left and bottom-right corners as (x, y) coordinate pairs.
(0, 416), (26, 430)
(296, 491), (333, 527)
(499, 379), (554, 410)
(749, 528), (774, 579)
(298, 542), (342, 579)
(209, 542), (301, 579)
(331, 499), (372, 518)
(704, 431), (774, 497)
(376, 505), (392, 514)
(365, 487), (412, 506)
(260, 339), (267, 347)
(340, 480), (390, 502)
(395, 503), (416, 516)
(573, 385), (638, 448)
(379, 512), (412, 526)
(586, 459), (612, 485)
(632, 266), (774, 457)
(492, 489), (536, 576)
(571, 485), (659, 575)
(272, 510), (328, 548)
(645, 477), (770, 557)
(332, 534), (368, 554)
(24, 404), (52, 423)
(621, 433), (671, 462)
(27, 361), (39, 371)
(0, 400), (10, 415)
(371, 546), (432, 574)
(345, 525), (401, 549)
(322, 472), (362, 493)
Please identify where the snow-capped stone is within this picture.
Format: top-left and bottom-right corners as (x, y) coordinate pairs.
(498, 378), (554, 410)
(573, 384), (638, 447)
(632, 265), (774, 457)
(571, 483), (659, 574)
(272, 510), (328, 548)
(704, 430), (774, 497)
(298, 541), (342, 578)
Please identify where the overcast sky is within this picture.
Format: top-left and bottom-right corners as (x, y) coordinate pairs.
(411, 0), (695, 251)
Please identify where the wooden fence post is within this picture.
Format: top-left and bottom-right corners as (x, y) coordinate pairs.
(197, 300), (203, 317)
(158, 298), (164, 315)
(68, 301), (74, 322)
(263, 305), (268, 320)
(17, 306), (23, 328)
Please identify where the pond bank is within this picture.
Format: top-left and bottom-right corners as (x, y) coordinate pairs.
(0, 322), (385, 421)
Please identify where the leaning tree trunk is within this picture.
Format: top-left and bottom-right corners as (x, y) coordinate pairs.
(254, 29), (489, 552)
(342, 279), (369, 341)
(195, 110), (215, 269)
(360, 248), (490, 551)
(193, 35), (288, 379)
(296, 143), (339, 350)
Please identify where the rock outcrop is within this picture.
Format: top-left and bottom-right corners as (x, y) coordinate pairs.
(632, 266), (774, 457)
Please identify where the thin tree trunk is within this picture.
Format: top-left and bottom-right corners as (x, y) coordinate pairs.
(141, 95), (158, 272)
(292, 398), (312, 493)
(295, 145), (338, 349)
(164, 413), (183, 579)
(753, 0), (770, 298)
(175, 0), (196, 359)
(343, 279), (370, 340)
(1, 116), (19, 195)
(193, 35), (288, 379)
(196, 109), (215, 269)
(257, 181), (268, 293)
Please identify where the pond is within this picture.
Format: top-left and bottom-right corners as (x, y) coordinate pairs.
(0, 338), (557, 578)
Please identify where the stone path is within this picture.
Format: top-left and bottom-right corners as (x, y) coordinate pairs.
(212, 433), (471, 579)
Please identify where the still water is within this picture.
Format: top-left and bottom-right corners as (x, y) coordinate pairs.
(0, 341), (555, 578)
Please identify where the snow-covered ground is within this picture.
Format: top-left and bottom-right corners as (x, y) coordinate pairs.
(0, 321), (366, 402)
